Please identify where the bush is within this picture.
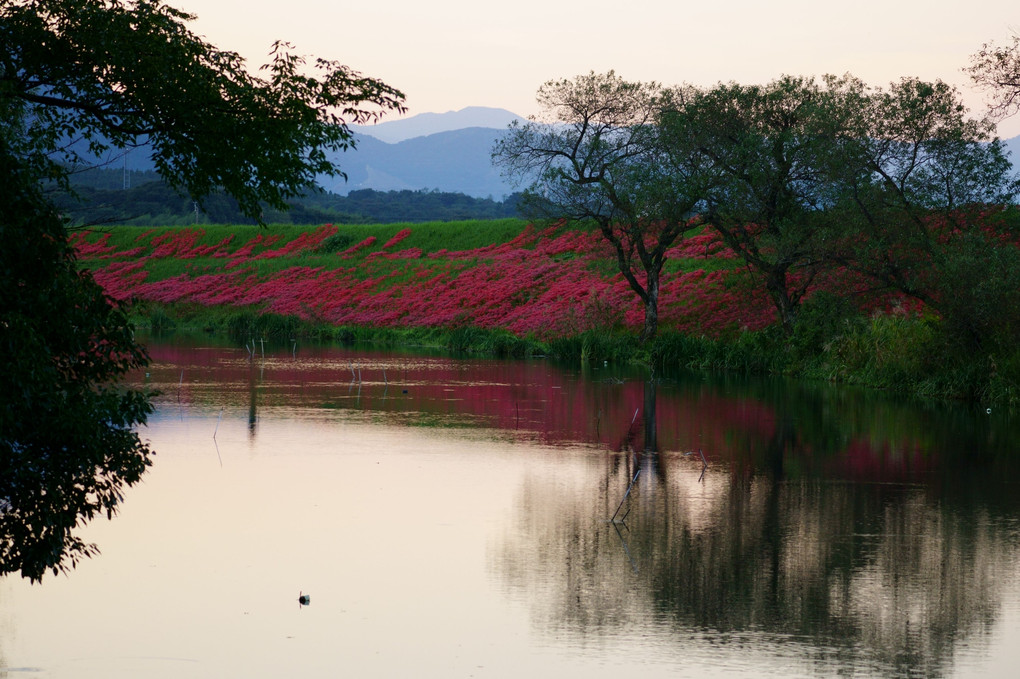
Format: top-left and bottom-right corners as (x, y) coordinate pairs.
(316, 232), (353, 254)
(147, 305), (177, 333)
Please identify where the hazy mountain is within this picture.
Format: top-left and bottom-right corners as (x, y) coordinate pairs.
(350, 106), (526, 143)
(322, 126), (522, 199)
(1003, 134), (1020, 168)
(62, 121), (1020, 204)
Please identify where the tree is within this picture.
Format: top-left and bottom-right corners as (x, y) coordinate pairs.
(967, 33), (1020, 120)
(663, 76), (850, 332)
(2, 0), (405, 218)
(1, 0), (404, 580)
(493, 71), (706, 342)
(826, 77), (1020, 351)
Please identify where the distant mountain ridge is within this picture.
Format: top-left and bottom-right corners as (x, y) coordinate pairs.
(323, 127), (520, 199)
(329, 107), (529, 198)
(67, 108), (1020, 203)
(350, 106), (526, 143)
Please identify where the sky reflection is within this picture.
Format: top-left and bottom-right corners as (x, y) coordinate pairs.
(1, 339), (1019, 677)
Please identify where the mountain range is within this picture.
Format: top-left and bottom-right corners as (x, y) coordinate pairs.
(322, 107), (527, 199)
(82, 106), (1020, 202)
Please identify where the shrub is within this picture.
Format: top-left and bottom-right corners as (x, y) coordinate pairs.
(315, 232), (353, 254)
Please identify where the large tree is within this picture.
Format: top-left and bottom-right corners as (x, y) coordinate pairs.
(826, 76), (1020, 351)
(493, 71), (706, 342)
(0, 0), (404, 580)
(662, 76), (852, 332)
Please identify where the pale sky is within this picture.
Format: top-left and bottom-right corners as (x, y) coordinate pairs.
(176, 0), (1020, 136)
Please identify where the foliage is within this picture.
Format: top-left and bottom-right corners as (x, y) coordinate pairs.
(0, 154), (153, 581)
(664, 76), (851, 332)
(826, 78), (1020, 353)
(2, 0), (405, 220)
(0, 0), (404, 579)
(968, 33), (1020, 119)
(493, 71), (707, 341)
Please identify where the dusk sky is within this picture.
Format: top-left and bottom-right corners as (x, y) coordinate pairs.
(176, 0), (1020, 136)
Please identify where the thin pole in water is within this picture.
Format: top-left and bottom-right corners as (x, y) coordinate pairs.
(610, 469), (641, 523)
(213, 408), (224, 439)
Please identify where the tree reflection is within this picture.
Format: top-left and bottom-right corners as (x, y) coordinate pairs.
(0, 423), (151, 582)
(494, 381), (1020, 676)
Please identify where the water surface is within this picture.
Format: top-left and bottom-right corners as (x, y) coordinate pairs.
(2, 337), (1018, 678)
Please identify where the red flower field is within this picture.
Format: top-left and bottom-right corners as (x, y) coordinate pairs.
(71, 221), (909, 339)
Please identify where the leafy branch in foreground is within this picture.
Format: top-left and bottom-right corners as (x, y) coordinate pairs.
(2, 0), (406, 221)
(1, 0), (405, 580)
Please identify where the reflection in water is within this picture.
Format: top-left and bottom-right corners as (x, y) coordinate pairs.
(247, 360), (259, 439)
(495, 450), (1020, 677)
(19, 333), (1011, 677)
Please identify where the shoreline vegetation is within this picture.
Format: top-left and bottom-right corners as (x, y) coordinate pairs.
(73, 219), (1019, 407)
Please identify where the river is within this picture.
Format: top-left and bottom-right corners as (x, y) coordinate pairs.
(2, 335), (1019, 678)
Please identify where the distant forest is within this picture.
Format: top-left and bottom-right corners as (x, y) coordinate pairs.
(50, 168), (525, 225)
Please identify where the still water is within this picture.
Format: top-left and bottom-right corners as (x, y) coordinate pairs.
(2, 336), (1020, 678)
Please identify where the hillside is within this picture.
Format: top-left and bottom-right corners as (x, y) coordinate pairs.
(72, 221), (923, 342)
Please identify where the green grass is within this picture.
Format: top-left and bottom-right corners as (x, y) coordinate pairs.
(74, 219), (531, 260)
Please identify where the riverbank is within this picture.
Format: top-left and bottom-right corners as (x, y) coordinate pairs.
(73, 220), (1019, 406)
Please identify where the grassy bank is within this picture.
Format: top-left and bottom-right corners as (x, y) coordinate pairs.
(73, 220), (1020, 407)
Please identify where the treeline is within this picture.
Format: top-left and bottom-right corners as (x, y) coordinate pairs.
(494, 71), (1020, 402)
(51, 168), (524, 225)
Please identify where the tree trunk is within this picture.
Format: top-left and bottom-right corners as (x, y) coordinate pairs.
(765, 269), (796, 334)
(640, 272), (660, 343)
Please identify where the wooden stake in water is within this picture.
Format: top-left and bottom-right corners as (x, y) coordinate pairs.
(213, 408), (224, 439)
(610, 469), (641, 523)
